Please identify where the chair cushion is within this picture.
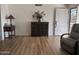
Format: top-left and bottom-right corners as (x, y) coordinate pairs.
(71, 24), (79, 32)
(61, 38), (77, 48)
(70, 32), (79, 39)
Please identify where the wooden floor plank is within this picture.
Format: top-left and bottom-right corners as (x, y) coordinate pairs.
(0, 36), (69, 55)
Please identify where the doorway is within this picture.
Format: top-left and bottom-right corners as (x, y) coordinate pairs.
(53, 8), (69, 36)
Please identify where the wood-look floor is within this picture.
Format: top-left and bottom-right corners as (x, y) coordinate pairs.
(0, 36), (69, 55)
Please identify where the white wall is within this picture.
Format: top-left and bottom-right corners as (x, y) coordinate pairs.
(1, 4), (9, 40)
(0, 4), (66, 40)
(8, 4), (65, 36)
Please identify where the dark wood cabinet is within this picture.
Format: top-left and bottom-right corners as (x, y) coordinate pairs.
(31, 22), (48, 36)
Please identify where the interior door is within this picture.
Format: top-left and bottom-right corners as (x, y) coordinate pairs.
(54, 8), (69, 35)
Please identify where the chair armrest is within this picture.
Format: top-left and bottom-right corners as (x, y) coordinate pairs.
(60, 33), (70, 39)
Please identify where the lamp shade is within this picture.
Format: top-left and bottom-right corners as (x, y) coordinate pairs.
(7, 14), (15, 19)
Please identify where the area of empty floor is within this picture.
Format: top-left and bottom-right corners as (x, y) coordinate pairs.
(0, 36), (69, 55)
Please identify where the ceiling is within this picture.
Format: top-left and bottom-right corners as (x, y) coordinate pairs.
(64, 4), (79, 8)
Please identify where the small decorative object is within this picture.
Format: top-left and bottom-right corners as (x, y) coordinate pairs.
(32, 11), (46, 22)
(6, 14), (15, 26)
(35, 4), (43, 6)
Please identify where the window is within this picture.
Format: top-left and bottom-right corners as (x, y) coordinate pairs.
(69, 8), (77, 32)
(70, 8), (77, 23)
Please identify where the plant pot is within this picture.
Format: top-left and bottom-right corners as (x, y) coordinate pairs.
(38, 19), (41, 22)
(38, 18), (41, 22)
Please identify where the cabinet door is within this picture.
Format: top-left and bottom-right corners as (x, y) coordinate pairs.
(40, 22), (48, 36)
(31, 22), (40, 36)
(31, 22), (48, 36)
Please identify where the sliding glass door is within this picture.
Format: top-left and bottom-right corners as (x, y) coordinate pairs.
(69, 8), (77, 32)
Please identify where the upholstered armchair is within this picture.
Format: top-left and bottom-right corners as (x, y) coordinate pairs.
(60, 24), (79, 55)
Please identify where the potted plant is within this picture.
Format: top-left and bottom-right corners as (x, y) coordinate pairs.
(32, 11), (46, 22)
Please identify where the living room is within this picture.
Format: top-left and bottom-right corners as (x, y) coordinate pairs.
(0, 4), (79, 55)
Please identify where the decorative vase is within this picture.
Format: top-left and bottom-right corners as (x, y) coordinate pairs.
(38, 18), (41, 22)
(37, 16), (42, 22)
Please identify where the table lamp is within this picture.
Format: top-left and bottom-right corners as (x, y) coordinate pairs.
(6, 14), (15, 26)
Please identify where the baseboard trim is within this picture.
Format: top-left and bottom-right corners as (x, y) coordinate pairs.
(15, 35), (55, 37)
(15, 35), (31, 37)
